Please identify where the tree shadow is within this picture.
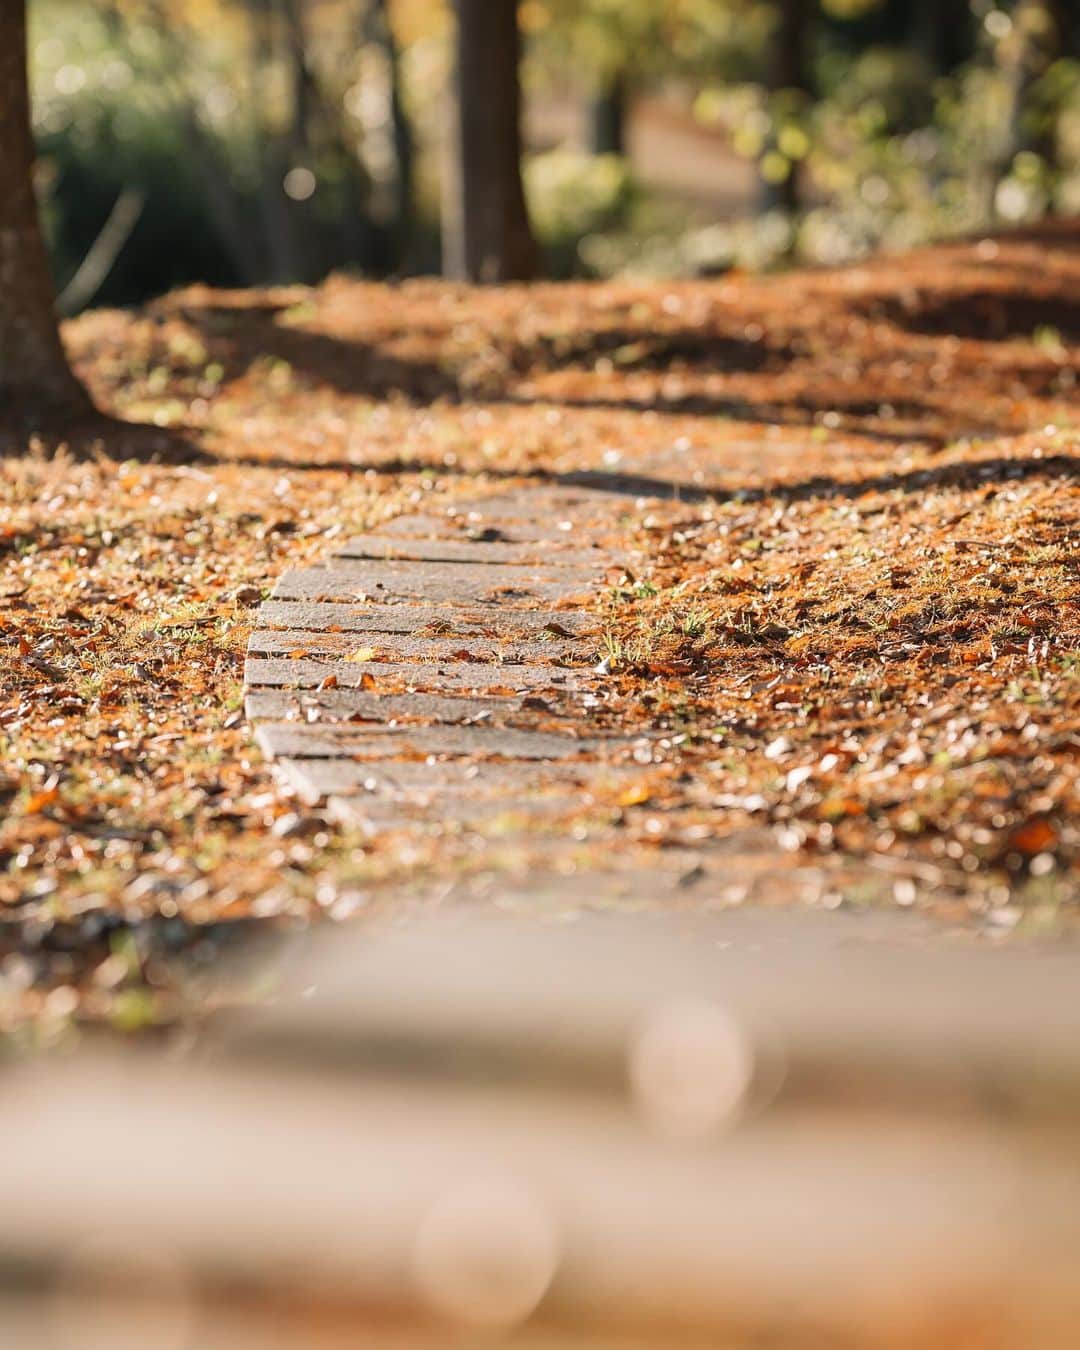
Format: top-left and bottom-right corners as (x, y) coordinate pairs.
(119, 279), (1076, 478)
(172, 298), (1024, 451)
(556, 453), (1079, 506)
(974, 217), (1080, 255)
(506, 326), (791, 376)
(173, 300), (463, 404)
(201, 445), (1077, 508)
(173, 298), (801, 397)
(0, 409), (210, 465)
(858, 289), (1080, 343)
(504, 390), (1003, 448)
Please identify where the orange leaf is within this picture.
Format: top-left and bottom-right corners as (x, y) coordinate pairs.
(820, 795), (865, 820)
(25, 786), (59, 814)
(1011, 818), (1057, 854)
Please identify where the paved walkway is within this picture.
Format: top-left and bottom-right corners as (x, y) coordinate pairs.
(243, 468), (941, 920)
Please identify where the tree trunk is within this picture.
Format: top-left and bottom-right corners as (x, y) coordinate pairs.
(908, 0), (947, 74)
(904, 0), (977, 75)
(247, 0), (303, 282)
(590, 71), (627, 158)
(761, 0), (810, 216)
(367, 0), (415, 270)
(0, 0), (92, 420)
(442, 0), (537, 283)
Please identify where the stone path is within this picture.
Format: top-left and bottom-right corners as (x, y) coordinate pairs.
(245, 483), (640, 835)
(243, 473), (920, 912)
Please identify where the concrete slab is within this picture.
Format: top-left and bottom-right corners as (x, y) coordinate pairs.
(244, 657), (589, 692)
(246, 628), (588, 665)
(254, 722), (622, 762)
(245, 688), (523, 727)
(336, 534), (615, 568)
(256, 600), (599, 638)
(272, 561), (594, 606)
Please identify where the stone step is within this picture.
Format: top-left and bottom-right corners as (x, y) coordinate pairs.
(272, 561), (594, 606)
(336, 534), (616, 568)
(256, 599), (599, 638)
(380, 512), (608, 544)
(273, 755), (640, 805)
(253, 722), (624, 762)
(246, 629), (588, 665)
(244, 657), (589, 693)
(245, 688), (529, 728)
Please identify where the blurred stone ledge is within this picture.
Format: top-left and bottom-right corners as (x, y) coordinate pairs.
(2, 911), (1080, 1348)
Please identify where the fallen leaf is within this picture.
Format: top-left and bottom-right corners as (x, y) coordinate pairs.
(25, 785), (59, 814)
(1011, 818), (1057, 855)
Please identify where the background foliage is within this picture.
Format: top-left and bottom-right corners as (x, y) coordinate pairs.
(31, 0), (1080, 306)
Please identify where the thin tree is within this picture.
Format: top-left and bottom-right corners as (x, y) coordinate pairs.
(368, 0), (415, 267)
(0, 0), (93, 421)
(908, 0), (974, 76)
(761, 0), (811, 217)
(442, 0), (538, 283)
(590, 69), (628, 158)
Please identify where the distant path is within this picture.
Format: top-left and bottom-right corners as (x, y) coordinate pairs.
(528, 92), (758, 218)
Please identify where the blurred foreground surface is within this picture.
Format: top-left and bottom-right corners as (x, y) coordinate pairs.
(3, 910), (1080, 1347)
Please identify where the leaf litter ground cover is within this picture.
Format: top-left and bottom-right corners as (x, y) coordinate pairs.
(1, 220), (1078, 1035)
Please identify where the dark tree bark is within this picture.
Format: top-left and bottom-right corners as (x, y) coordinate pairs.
(761, 0), (811, 217)
(0, 0), (92, 420)
(907, 0), (975, 75)
(590, 71), (628, 158)
(248, 0), (304, 281)
(442, 0), (538, 283)
(908, 0), (946, 75)
(367, 0), (415, 269)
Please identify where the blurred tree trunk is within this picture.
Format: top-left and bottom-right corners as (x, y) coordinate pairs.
(762, 0), (810, 216)
(281, 0), (315, 154)
(941, 0), (978, 72)
(247, 0), (302, 281)
(442, 0), (537, 283)
(280, 0), (327, 279)
(908, 0), (947, 74)
(0, 0), (92, 422)
(590, 71), (627, 157)
(368, 0), (415, 268)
